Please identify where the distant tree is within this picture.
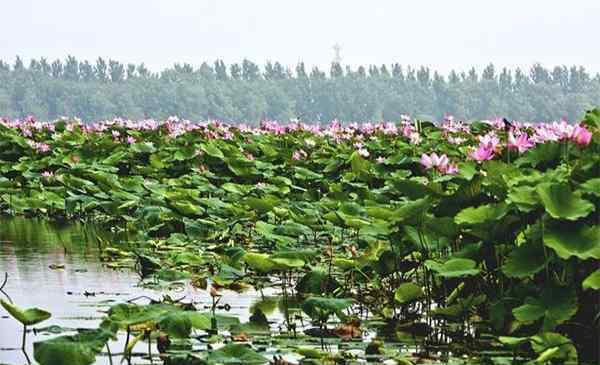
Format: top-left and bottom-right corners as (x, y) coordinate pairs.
(214, 60), (228, 81)
(80, 61), (95, 81)
(63, 56), (80, 81)
(51, 59), (63, 78)
(330, 62), (343, 78)
(295, 62), (307, 79)
(137, 63), (150, 78)
(95, 58), (108, 82)
(530, 63), (551, 84)
(0, 57), (597, 122)
(482, 63), (496, 81)
(108, 60), (125, 82)
(392, 63), (404, 80)
(13, 56), (25, 72)
(242, 59), (260, 81)
(126, 64), (137, 79)
(230, 63), (242, 80)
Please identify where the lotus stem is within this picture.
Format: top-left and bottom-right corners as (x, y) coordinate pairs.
(22, 324), (27, 350)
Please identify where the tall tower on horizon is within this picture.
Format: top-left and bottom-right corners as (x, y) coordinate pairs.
(332, 43), (342, 64)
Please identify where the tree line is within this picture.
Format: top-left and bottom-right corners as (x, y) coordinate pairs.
(1, 56), (599, 122)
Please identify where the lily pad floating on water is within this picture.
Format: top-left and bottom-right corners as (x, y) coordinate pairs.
(205, 343), (269, 365)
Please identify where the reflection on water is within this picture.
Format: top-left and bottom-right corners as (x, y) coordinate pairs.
(0, 217), (271, 365)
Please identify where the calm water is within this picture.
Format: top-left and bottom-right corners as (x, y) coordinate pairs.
(0, 217), (270, 365)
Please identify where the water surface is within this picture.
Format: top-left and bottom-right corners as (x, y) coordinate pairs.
(0, 217), (267, 365)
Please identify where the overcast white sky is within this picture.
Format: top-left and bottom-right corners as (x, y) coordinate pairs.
(2, 0), (599, 75)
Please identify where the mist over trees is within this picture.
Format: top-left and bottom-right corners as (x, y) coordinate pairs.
(1, 56), (599, 122)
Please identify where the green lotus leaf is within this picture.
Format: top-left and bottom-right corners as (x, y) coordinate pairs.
(33, 329), (111, 365)
(301, 296), (353, 321)
(536, 183), (595, 220)
(200, 142), (225, 159)
(1, 299), (51, 326)
(502, 241), (548, 278)
(582, 270), (600, 290)
(455, 203), (508, 225)
(530, 332), (578, 364)
(206, 343), (268, 365)
(270, 257), (305, 270)
(244, 196), (277, 213)
(425, 258), (480, 278)
(243, 252), (277, 274)
(507, 185), (539, 212)
(394, 197), (431, 224)
(130, 141), (156, 154)
(158, 311), (192, 338)
(543, 224), (600, 260)
(498, 336), (531, 347)
(580, 177), (600, 197)
(432, 294), (486, 320)
(512, 286), (577, 331)
(394, 282), (424, 304)
(296, 268), (339, 294)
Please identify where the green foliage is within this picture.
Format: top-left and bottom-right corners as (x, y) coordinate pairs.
(205, 343), (268, 365)
(1, 58), (599, 121)
(301, 297), (353, 322)
(425, 258), (480, 278)
(0, 109), (598, 363)
(536, 183), (595, 220)
(394, 283), (424, 304)
(1, 299), (51, 326)
(33, 329), (112, 365)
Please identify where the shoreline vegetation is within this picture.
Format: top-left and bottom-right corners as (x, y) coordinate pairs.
(0, 109), (598, 364)
(1, 57), (600, 123)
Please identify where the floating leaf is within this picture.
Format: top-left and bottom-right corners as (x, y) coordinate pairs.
(206, 343), (268, 365)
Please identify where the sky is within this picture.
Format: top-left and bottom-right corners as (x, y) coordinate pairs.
(2, 0), (600, 75)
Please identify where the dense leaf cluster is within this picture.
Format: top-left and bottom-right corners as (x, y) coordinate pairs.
(0, 110), (598, 364)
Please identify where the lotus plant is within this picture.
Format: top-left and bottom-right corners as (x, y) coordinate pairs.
(421, 152), (459, 175)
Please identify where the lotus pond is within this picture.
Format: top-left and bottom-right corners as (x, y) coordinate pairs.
(0, 111), (598, 365)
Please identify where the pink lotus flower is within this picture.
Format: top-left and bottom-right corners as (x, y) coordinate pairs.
(126, 136), (136, 144)
(507, 131), (535, 153)
(244, 152), (255, 161)
(112, 130), (120, 138)
(469, 145), (495, 162)
(41, 171), (54, 179)
(571, 125), (592, 146)
(478, 132), (500, 151)
(421, 153), (458, 175)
